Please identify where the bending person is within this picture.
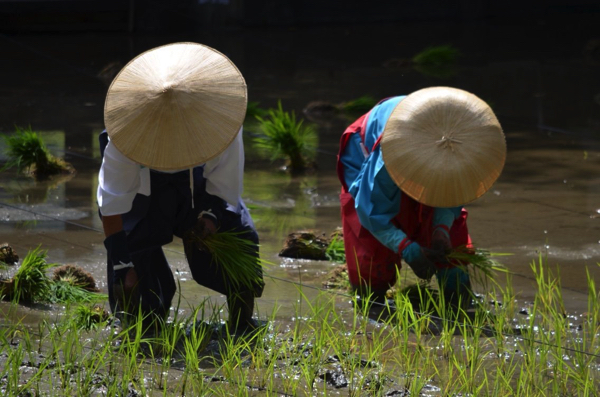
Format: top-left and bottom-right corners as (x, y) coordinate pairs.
(337, 86), (506, 307)
(97, 42), (263, 333)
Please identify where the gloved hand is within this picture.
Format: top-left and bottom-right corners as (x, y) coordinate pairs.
(104, 230), (138, 315)
(436, 266), (472, 309)
(104, 230), (134, 280)
(182, 215), (217, 261)
(431, 226), (452, 254)
(196, 215), (217, 239)
(401, 242), (438, 280)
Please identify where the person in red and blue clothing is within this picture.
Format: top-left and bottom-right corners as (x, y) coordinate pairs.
(337, 86), (506, 307)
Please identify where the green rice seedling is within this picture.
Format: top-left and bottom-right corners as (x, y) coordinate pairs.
(446, 245), (510, 282)
(412, 45), (460, 79)
(9, 246), (57, 303)
(253, 101), (318, 174)
(325, 234), (345, 263)
(339, 95), (378, 116)
(2, 125), (74, 179)
(245, 101), (267, 120)
(568, 268), (600, 390)
(245, 305), (282, 392)
(456, 309), (489, 393)
(184, 229), (269, 292)
(214, 328), (254, 393)
(71, 304), (110, 331)
(293, 290), (333, 393)
(49, 281), (107, 304)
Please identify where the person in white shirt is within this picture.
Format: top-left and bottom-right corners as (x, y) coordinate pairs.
(97, 42), (263, 333)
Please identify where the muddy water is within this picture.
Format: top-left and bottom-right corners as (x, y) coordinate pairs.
(0, 14), (599, 326)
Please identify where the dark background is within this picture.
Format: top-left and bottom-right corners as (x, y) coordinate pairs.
(1, 0), (599, 32)
(1, 0), (598, 147)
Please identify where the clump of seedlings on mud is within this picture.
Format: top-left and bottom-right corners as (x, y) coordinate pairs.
(338, 95), (378, 116)
(382, 44), (460, 79)
(0, 246), (105, 304)
(253, 101), (317, 174)
(411, 44), (460, 78)
(0, 246), (56, 303)
(2, 125), (74, 180)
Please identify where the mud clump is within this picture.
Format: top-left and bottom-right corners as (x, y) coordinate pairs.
(279, 231), (330, 260)
(0, 243), (19, 265)
(322, 265), (350, 290)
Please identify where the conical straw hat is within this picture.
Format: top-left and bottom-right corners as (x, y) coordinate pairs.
(381, 87), (506, 208)
(104, 42), (247, 171)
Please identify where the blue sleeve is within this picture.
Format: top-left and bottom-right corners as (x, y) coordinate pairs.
(348, 145), (407, 252)
(432, 207), (462, 234)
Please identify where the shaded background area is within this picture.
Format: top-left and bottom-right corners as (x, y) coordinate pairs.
(0, 0), (599, 318)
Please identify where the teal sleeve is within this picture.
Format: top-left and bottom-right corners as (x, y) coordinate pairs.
(348, 145), (408, 252)
(432, 207), (462, 237)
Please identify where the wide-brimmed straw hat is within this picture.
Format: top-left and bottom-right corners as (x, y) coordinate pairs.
(104, 42), (247, 171)
(381, 87), (506, 208)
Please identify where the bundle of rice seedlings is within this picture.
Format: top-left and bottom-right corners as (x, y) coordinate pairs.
(2, 126), (74, 179)
(184, 229), (269, 291)
(52, 264), (99, 292)
(6, 246), (56, 303)
(412, 45), (460, 79)
(446, 245), (510, 281)
(49, 280), (107, 304)
(339, 95), (378, 115)
(253, 100), (317, 174)
(72, 304), (110, 331)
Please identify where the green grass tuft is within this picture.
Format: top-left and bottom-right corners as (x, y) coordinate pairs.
(412, 45), (460, 79)
(2, 126), (73, 178)
(253, 101), (318, 174)
(325, 235), (346, 263)
(339, 96), (378, 115)
(11, 246), (57, 303)
(49, 281), (107, 304)
(72, 304), (110, 331)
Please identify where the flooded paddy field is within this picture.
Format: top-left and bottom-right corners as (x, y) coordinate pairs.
(0, 12), (599, 395)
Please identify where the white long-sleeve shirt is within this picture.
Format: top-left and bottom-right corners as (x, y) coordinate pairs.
(97, 128), (245, 216)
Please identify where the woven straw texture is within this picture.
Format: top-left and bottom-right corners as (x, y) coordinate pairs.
(381, 87), (506, 208)
(104, 42), (247, 171)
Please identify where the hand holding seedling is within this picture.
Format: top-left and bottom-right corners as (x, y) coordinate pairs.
(197, 217), (217, 239)
(402, 242), (438, 280)
(431, 228), (452, 254)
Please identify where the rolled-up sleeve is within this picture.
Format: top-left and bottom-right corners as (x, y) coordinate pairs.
(432, 207), (462, 231)
(97, 140), (146, 216)
(203, 127), (244, 208)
